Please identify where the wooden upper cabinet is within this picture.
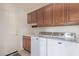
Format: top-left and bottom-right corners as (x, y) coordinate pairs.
(53, 3), (66, 25)
(37, 8), (44, 26)
(67, 3), (79, 24)
(43, 4), (53, 26)
(27, 3), (79, 27)
(27, 13), (32, 24)
(31, 11), (37, 23)
(27, 11), (37, 24)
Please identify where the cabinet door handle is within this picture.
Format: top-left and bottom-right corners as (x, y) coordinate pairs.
(57, 42), (62, 44)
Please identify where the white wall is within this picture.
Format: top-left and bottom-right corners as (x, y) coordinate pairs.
(39, 25), (79, 42)
(0, 3), (47, 55)
(0, 4), (30, 55)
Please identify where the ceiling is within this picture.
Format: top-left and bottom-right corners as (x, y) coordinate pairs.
(0, 3), (49, 13)
(12, 3), (49, 13)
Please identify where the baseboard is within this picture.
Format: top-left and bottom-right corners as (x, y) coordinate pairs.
(6, 51), (18, 56)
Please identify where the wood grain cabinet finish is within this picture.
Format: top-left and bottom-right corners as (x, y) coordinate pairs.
(27, 11), (37, 24)
(37, 8), (44, 26)
(31, 11), (37, 23)
(53, 3), (67, 25)
(23, 36), (31, 53)
(43, 4), (67, 26)
(27, 13), (32, 24)
(27, 3), (79, 27)
(67, 3), (79, 24)
(43, 4), (53, 26)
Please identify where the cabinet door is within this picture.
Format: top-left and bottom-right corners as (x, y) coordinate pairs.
(23, 36), (31, 52)
(26, 38), (31, 52)
(28, 39), (31, 52)
(27, 11), (37, 24)
(31, 11), (37, 23)
(43, 4), (53, 26)
(53, 3), (66, 25)
(27, 13), (32, 24)
(37, 8), (44, 27)
(67, 3), (79, 24)
(23, 37), (27, 50)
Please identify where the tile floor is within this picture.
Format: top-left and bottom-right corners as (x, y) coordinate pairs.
(18, 50), (31, 56)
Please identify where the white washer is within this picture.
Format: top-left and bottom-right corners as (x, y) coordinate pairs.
(31, 36), (47, 56)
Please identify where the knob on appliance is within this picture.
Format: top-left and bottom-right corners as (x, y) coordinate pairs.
(57, 42), (62, 44)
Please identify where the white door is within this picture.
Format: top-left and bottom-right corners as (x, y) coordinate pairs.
(1, 4), (21, 55)
(3, 9), (19, 55)
(4, 19), (18, 55)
